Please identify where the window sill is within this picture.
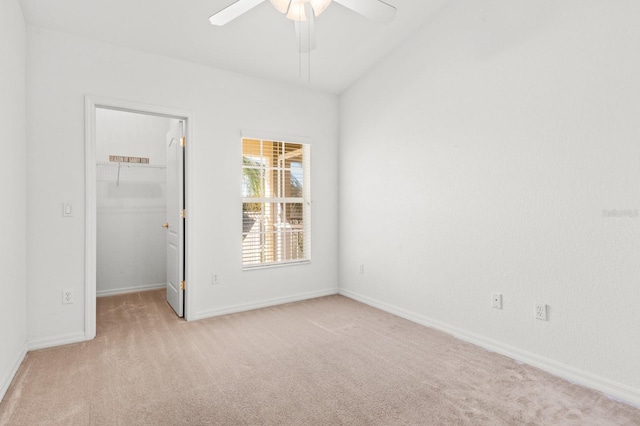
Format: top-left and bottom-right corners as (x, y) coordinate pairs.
(242, 260), (311, 271)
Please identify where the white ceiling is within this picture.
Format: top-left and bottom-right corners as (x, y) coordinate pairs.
(18, 0), (447, 94)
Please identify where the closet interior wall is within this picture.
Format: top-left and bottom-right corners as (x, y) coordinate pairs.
(95, 108), (175, 297)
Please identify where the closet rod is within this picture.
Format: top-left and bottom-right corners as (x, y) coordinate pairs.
(96, 161), (167, 186)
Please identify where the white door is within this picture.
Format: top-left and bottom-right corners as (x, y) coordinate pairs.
(165, 120), (185, 317)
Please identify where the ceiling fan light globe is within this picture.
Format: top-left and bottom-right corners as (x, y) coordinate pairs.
(269, 0), (291, 14)
(310, 0), (331, 16)
(286, 1), (308, 21)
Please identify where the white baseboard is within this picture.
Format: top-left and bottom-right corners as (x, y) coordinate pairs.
(97, 283), (165, 298)
(193, 288), (339, 321)
(339, 288), (640, 409)
(27, 332), (87, 351)
(0, 344), (27, 403)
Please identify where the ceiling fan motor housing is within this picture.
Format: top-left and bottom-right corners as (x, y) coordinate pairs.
(270, 0), (332, 20)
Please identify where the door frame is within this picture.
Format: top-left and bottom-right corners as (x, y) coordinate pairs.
(84, 96), (193, 340)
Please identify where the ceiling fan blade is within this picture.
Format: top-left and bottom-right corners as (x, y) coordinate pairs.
(209, 0), (267, 26)
(333, 0), (396, 24)
(294, 3), (317, 53)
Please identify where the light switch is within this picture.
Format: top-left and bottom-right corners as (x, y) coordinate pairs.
(63, 202), (73, 217)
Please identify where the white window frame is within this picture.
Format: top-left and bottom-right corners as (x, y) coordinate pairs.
(241, 132), (311, 269)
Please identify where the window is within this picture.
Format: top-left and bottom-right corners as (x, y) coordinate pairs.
(242, 138), (310, 268)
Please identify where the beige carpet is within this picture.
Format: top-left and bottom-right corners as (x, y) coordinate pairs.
(1, 290), (639, 425)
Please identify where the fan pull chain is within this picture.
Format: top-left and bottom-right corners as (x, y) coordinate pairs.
(298, 6), (302, 79)
(308, 11), (311, 83)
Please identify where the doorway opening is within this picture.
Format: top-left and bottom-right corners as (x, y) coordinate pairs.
(95, 109), (173, 298)
(85, 97), (191, 340)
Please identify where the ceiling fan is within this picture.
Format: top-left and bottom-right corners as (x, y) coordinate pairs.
(209, 0), (396, 52)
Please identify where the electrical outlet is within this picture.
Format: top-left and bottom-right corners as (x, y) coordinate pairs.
(492, 293), (502, 309)
(535, 303), (547, 320)
(62, 289), (73, 304)
(212, 274), (219, 285)
(359, 264), (364, 275)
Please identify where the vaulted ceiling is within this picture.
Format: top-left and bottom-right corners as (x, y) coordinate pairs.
(19, 0), (448, 93)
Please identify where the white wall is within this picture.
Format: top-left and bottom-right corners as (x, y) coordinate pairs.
(0, 0), (27, 401)
(96, 109), (171, 164)
(26, 28), (339, 344)
(96, 109), (171, 296)
(339, 0), (640, 404)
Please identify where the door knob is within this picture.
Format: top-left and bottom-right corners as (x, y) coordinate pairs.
(163, 223), (169, 229)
